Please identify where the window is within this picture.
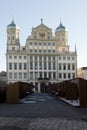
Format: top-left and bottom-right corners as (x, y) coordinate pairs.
(72, 64), (75, 70)
(53, 57), (55, 61)
(63, 73), (66, 79)
(12, 47), (15, 51)
(12, 36), (14, 40)
(24, 63), (27, 70)
(44, 50), (46, 53)
(48, 43), (50, 46)
(30, 42), (32, 45)
(44, 56), (46, 61)
(68, 63), (70, 70)
(9, 56), (12, 59)
(30, 61), (33, 69)
(44, 43), (46, 45)
(59, 57), (61, 60)
(35, 49), (37, 53)
(39, 50), (42, 53)
(22, 48), (25, 51)
(30, 72), (33, 79)
(53, 50), (55, 53)
(59, 63), (61, 70)
(59, 73), (62, 78)
(68, 73), (71, 78)
(63, 57), (66, 60)
(30, 49), (33, 53)
(52, 43), (55, 46)
(35, 72), (38, 79)
(39, 72), (42, 78)
(62, 38), (64, 42)
(35, 61), (38, 69)
(19, 63), (22, 70)
(9, 73), (12, 79)
(48, 62), (51, 70)
(48, 36), (50, 39)
(9, 63), (12, 70)
(53, 62), (56, 70)
(34, 56), (37, 60)
(14, 63), (17, 70)
(24, 73), (27, 79)
(14, 73), (17, 79)
(34, 42), (37, 45)
(48, 72), (51, 79)
(63, 63), (66, 70)
(44, 62), (46, 70)
(19, 56), (22, 59)
(19, 73), (22, 79)
(39, 62), (42, 69)
(14, 56), (17, 59)
(68, 57), (70, 60)
(53, 72), (56, 79)
(39, 42), (41, 45)
(8, 36), (10, 40)
(48, 56), (51, 61)
(44, 72), (47, 78)
(24, 56), (26, 59)
(72, 73), (75, 78)
(34, 35), (37, 39)
(48, 50), (51, 53)
(72, 57), (75, 60)
(30, 56), (33, 60)
(39, 56), (42, 60)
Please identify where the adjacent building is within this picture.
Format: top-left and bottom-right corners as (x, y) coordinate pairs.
(78, 67), (87, 80)
(6, 19), (77, 92)
(0, 71), (7, 83)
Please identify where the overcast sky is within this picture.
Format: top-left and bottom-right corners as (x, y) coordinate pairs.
(0, 0), (87, 71)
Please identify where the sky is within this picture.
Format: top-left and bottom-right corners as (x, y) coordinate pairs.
(0, 0), (87, 72)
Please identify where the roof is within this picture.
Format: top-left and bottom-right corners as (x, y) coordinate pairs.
(55, 22), (67, 32)
(7, 20), (19, 29)
(80, 67), (87, 70)
(33, 19), (51, 31)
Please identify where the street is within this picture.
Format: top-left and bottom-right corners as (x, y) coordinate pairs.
(0, 93), (87, 120)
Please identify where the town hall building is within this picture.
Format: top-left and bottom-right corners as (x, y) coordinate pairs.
(6, 19), (77, 92)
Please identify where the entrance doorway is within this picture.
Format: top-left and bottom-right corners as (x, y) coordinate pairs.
(40, 83), (46, 93)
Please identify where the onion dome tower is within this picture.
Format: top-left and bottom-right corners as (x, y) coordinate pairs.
(7, 20), (20, 51)
(55, 21), (68, 46)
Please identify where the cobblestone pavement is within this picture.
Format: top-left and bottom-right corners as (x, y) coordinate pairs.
(0, 117), (87, 130)
(0, 93), (87, 129)
(0, 93), (87, 119)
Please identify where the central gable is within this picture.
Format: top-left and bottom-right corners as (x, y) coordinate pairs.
(34, 23), (51, 32)
(30, 22), (53, 40)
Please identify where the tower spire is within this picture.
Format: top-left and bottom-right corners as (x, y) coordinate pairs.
(75, 44), (77, 54)
(11, 14), (14, 22)
(60, 17), (62, 24)
(41, 18), (43, 24)
(60, 17), (61, 23)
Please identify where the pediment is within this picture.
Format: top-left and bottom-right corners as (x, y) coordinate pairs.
(33, 23), (51, 32)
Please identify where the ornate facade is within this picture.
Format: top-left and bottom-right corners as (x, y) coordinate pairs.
(6, 19), (77, 92)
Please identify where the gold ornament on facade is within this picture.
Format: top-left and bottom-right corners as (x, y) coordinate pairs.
(39, 32), (45, 38)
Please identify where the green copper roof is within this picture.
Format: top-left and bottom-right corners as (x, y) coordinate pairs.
(55, 22), (66, 32)
(7, 20), (19, 29)
(7, 20), (16, 27)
